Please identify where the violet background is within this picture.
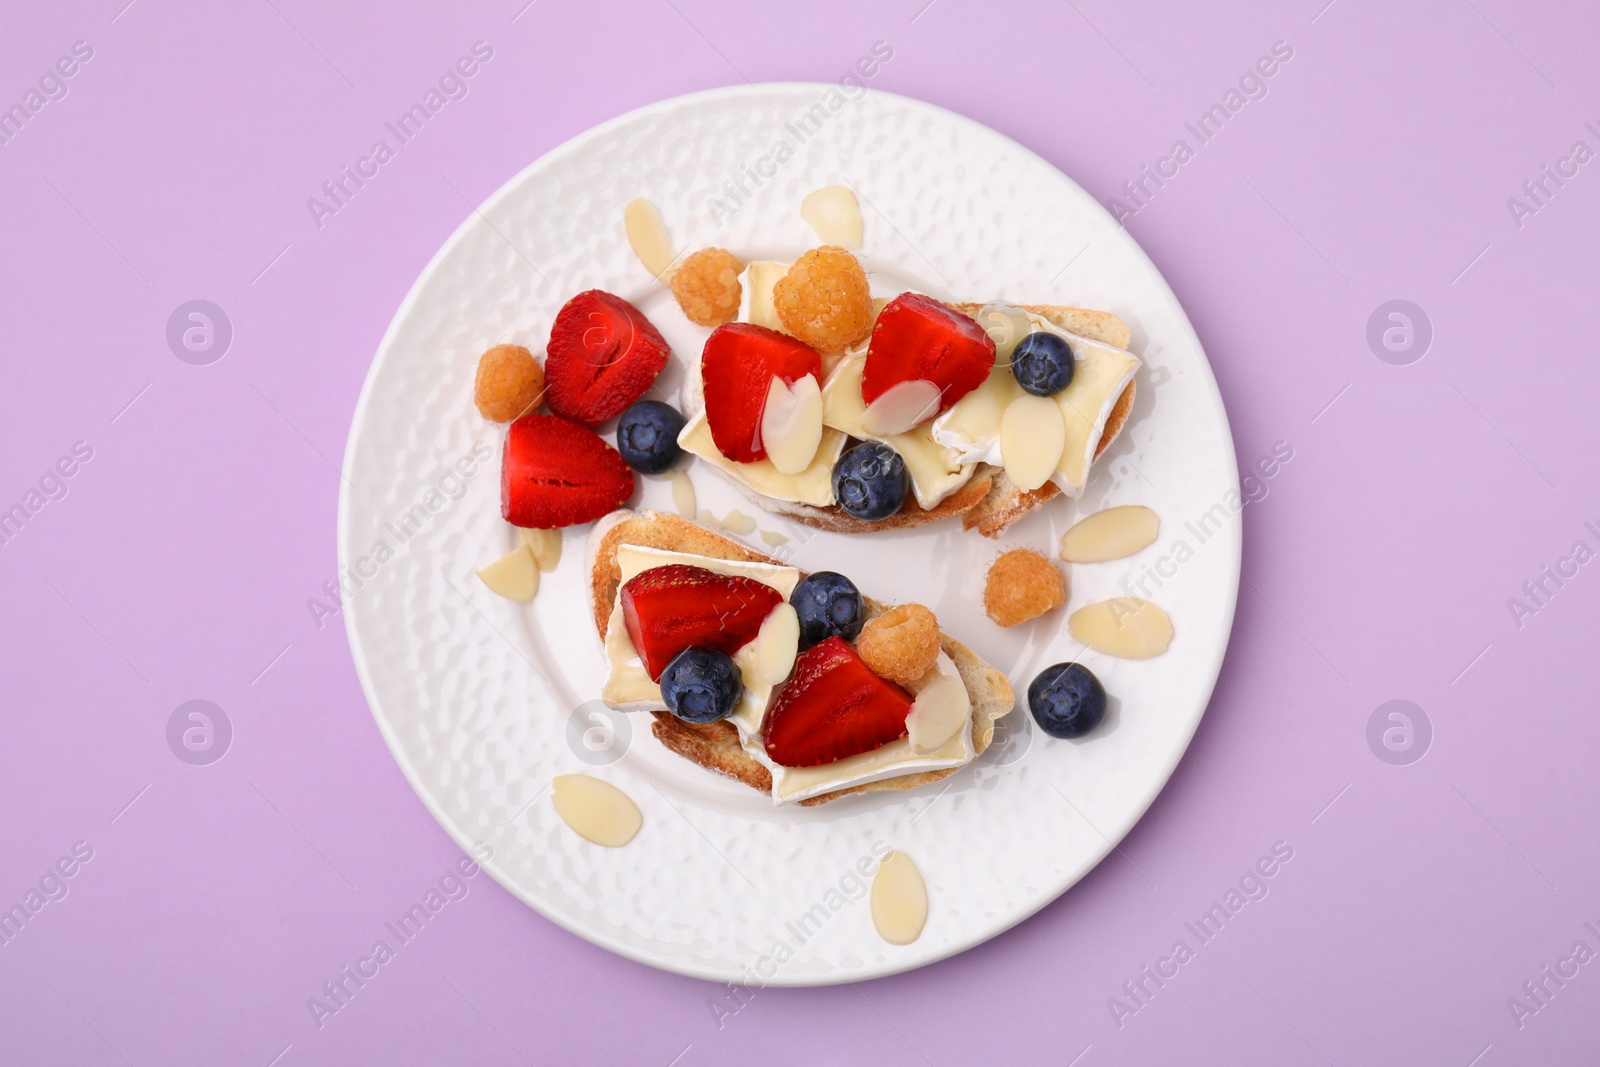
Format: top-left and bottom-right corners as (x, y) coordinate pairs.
(2, 0), (1596, 1063)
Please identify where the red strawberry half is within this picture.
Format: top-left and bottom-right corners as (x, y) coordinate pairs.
(545, 290), (670, 426)
(701, 323), (822, 463)
(764, 637), (914, 768)
(620, 564), (782, 680)
(861, 293), (996, 416)
(501, 413), (635, 529)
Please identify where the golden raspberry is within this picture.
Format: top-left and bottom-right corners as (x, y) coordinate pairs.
(474, 344), (544, 422)
(671, 247), (744, 327)
(857, 603), (941, 686)
(984, 549), (1067, 628)
(772, 246), (873, 352)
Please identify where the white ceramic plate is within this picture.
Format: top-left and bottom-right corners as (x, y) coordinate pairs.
(340, 83), (1240, 985)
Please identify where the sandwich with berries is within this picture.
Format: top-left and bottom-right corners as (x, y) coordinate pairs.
(671, 245), (1140, 538)
(584, 509), (1015, 805)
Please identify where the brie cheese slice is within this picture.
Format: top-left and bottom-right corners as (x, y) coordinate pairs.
(932, 305), (1139, 496)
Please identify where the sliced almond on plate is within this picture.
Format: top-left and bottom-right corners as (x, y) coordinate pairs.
(623, 198), (675, 282)
(744, 261), (791, 332)
(550, 774), (642, 847)
(477, 544), (539, 603)
(1068, 597), (1173, 659)
(1059, 505), (1159, 563)
(519, 526), (563, 572)
(800, 186), (863, 248)
(669, 469), (697, 518)
(871, 850), (928, 945)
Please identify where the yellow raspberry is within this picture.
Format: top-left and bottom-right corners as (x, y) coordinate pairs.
(772, 246), (873, 352)
(671, 247), (744, 327)
(474, 344), (544, 422)
(984, 549), (1067, 628)
(857, 603), (941, 686)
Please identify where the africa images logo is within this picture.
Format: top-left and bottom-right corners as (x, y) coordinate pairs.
(1106, 841), (1295, 1029)
(305, 42), (495, 230)
(304, 845), (493, 1030)
(0, 40), (94, 149)
(1106, 41), (1294, 223)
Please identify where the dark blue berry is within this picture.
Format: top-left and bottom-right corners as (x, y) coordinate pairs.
(1027, 662), (1107, 738)
(1011, 332), (1075, 397)
(790, 571), (864, 647)
(659, 646), (742, 724)
(831, 440), (909, 521)
(616, 400), (686, 474)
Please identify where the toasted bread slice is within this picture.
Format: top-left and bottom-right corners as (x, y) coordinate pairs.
(708, 303), (1135, 538)
(586, 509), (1015, 806)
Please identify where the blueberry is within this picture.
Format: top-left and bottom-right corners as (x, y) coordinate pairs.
(616, 400), (686, 474)
(1027, 662), (1107, 738)
(1011, 332), (1075, 397)
(790, 571), (865, 647)
(831, 440), (909, 520)
(659, 646), (742, 724)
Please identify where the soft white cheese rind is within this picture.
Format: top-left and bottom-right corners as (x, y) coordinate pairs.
(931, 306), (1139, 497)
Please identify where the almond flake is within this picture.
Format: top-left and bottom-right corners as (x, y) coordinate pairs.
(623, 198), (676, 282)
(550, 774), (641, 848)
(905, 670), (970, 753)
(859, 379), (942, 437)
(800, 186), (863, 248)
(720, 509), (757, 534)
(760, 374), (824, 474)
(518, 526), (563, 572)
(1059, 506), (1159, 563)
(1068, 598), (1173, 659)
(871, 851), (928, 945)
(476, 545), (539, 603)
(669, 469), (697, 519)
(999, 393), (1066, 492)
(753, 603), (800, 686)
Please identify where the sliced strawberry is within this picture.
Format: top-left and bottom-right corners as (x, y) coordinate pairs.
(501, 413), (635, 529)
(701, 323), (822, 463)
(861, 293), (996, 417)
(545, 291), (670, 426)
(764, 636), (914, 767)
(620, 564), (782, 680)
